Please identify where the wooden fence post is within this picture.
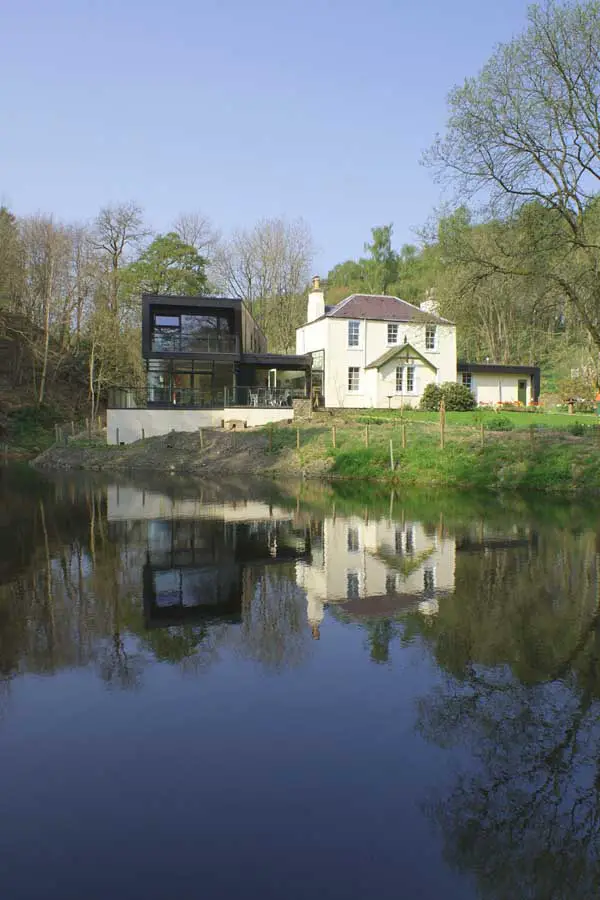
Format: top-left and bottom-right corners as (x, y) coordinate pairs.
(199, 428), (204, 449)
(141, 428), (145, 441)
(402, 423), (407, 449)
(71, 421), (75, 436)
(389, 438), (395, 471)
(116, 427), (120, 445)
(480, 421), (485, 447)
(296, 427), (300, 450)
(439, 399), (446, 450)
(332, 425), (336, 449)
(97, 415), (102, 431)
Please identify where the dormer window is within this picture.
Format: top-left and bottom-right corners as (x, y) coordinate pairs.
(425, 325), (437, 351)
(387, 323), (399, 345)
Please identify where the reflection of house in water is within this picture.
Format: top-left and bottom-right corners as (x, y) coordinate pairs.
(296, 517), (456, 635)
(455, 524), (539, 555)
(106, 488), (311, 629)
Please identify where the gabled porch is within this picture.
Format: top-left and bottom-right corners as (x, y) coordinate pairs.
(366, 342), (438, 407)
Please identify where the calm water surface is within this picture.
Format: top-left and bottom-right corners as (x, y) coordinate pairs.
(1, 467), (600, 899)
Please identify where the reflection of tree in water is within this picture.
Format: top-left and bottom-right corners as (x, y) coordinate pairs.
(136, 621), (230, 673)
(365, 619), (397, 664)
(238, 566), (310, 670)
(411, 531), (600, 899)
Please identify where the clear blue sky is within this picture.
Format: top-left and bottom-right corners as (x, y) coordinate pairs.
(1, 0), (531, 271)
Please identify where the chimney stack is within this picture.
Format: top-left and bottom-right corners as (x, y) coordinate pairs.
(420, 288), (439, 316)
(307, 274), (325, 323)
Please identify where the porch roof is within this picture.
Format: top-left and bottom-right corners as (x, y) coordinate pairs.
(366, 342), (438, 371)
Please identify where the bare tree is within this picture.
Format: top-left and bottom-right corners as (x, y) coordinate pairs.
(172, 211), (220, 256)
(93, 202), (147, 317)
(20, 216), (72, 403)
(213, 217), (314, 351)
(69, 225), (99, 347)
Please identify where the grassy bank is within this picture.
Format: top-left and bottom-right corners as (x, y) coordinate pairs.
(1, 404), (98, 460)
(290, 411), (600, 493)
(31, 407), (600, 495)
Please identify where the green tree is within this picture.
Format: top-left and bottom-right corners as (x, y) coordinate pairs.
(427, 0), (600, 354)
(363, 224), (399, 294)
(327, 226), (442, 306)
(122, 232), (208, 297)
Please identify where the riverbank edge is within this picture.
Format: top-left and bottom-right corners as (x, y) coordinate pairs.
(30, 427), (600, 496)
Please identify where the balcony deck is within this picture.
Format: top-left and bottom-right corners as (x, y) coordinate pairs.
(108, 386), (306, 410)
(149, 334), (239, 355)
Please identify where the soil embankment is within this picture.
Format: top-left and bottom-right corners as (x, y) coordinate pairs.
(32, 428), (332, 479)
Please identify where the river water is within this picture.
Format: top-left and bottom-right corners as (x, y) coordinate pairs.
(1, 466), (599, 899)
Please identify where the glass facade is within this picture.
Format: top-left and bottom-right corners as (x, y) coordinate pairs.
(146, 359), (235, 406)
(151, 310), (236, 354)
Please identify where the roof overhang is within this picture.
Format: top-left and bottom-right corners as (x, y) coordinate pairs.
(458, 361), (540, 376)
(242, 353), (311, 370)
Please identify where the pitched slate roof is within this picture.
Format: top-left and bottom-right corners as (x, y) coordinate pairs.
(366, 342), (438, 371)
(327, 294), (451, 324)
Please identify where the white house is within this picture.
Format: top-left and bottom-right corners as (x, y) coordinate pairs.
(296, 277), (540, 408)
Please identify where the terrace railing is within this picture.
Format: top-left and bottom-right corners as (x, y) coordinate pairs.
(229, 387), (306, 408)
(108, 386), (307, 409)
(150, 333), (239, 354)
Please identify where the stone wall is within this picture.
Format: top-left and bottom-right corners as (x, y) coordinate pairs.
(292, 399), (313, 420)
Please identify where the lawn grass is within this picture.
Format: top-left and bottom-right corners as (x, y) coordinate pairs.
(352, 408), (598, 429)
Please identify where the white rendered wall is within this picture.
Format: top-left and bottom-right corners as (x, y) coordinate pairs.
(304, 318), (457, 409)
(468, 373), (527, 406)
(107, 407), (293, 444)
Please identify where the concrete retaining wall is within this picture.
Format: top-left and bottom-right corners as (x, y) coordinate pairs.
(107, 407), (294, 444)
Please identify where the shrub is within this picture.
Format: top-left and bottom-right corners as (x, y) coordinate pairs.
(557, 375), (596, 404)
(557, 400), (596, 414)
(421, 382), (475, 411)
(574, 400), (596, 414)
(484, 415), (515, 431)
(567, 422), (598, 436)
(439, 382), (476, 411)
(420, 384), (443, 411)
